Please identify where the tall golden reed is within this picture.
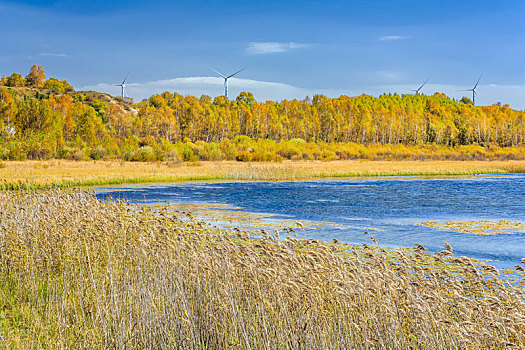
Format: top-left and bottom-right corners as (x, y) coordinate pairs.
(0, 190), (524, 348)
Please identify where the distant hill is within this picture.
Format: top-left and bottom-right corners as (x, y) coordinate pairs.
(3, 85), (134, 110)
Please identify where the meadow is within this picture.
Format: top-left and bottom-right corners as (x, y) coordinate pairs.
(1, 159), (525, 189)
(0, 189), (524, 349)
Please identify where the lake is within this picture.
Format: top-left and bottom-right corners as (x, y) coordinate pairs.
(96, 173), (525, 270)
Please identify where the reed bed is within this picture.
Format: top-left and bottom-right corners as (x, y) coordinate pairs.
(0, 190), (524, 349)
(1, 159), (525, 189)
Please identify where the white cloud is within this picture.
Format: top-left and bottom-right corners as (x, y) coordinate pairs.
(39, 53), (68, 57)
(245, 42), (314, 55)
(379, 35), (408, 42)
(81, 77), (302, 101)
(80, 76), (346, 102)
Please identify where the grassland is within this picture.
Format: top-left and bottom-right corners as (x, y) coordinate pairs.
(1, 159), (525, 189)
(0, 190), (523, 349)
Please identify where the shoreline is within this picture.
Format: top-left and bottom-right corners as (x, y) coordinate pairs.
(1, 159), (525, 189)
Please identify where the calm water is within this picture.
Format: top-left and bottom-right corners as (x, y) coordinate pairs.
(96, 174), (525, 270)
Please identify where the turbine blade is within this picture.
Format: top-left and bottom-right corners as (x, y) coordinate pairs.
(122, 71), (130, 85)
(418, 79), (429, 90)
(473, 74), (482, 90)
(227, 68), (245, 79)
(209, 67), (226, 79)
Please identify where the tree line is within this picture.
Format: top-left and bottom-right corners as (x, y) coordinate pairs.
(1, 66), (524, 161)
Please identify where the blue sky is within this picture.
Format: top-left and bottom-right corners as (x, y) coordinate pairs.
(1, 0), (524, 108)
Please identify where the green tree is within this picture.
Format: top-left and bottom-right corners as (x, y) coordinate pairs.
(460, 96), (473, 105)
(43, 78), (73, 93)
(236, 91), (255, 107)
(6, 73), (26, 87)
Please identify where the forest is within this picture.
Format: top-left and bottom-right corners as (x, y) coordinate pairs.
(1, 65), (524, 162)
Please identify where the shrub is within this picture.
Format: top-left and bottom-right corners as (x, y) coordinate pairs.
(165, 149), (182, 167)
(177, 143), (197, 162)
(233, 135), (252, 145)
(219, 139), (237, 160)
(236, 151), (253, 162)
(73, 93), (87, 102)
(139, 136), (156, 147)
(90, 146), (107, 160)
(0, 147), (9, 160)
(320, 149), (337, 161)
(72, 149), (87, 161)
(23, 134), (54, 160)
(4, 141), (26, 160)
(278, 142), (302, 159)
(129, 146), (156, 162)
(208, 144), (224, 161)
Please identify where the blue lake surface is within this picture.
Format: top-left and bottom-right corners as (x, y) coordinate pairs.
(96, 174), (525, 270)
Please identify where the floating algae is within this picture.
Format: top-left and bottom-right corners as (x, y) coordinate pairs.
(417, 220), (525, 235)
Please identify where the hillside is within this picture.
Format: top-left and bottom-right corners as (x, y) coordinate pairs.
(4, 85), (134, 110)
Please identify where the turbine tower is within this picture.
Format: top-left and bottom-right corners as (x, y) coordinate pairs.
(460, 75), (482, 106)
(410, 79), (428, 95)
(115, 72), (129, 99)
(210, 67), (245, 98)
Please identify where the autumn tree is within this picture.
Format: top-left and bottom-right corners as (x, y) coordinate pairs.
(1, 65), (525, 160)
(15, 96), (51, 134)
(0, 88), (17, 137)
(236, 91), (255, 107)
(6, 73), (26, 87)
(43, 78), (74, 93)
(25, 65), (46, 88)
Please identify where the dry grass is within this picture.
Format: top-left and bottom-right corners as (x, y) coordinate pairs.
(1, 159), (525, 189)
(1, 190), (524, 349)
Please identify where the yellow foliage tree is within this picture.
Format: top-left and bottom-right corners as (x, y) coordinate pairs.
(25, 65), (46, 88)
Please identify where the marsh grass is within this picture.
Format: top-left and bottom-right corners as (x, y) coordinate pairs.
(419, 220), (525, 235)
(0, 190), (524, 349)
(1, 159), (525, 189)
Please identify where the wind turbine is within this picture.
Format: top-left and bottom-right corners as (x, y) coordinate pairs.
(459, 75), (482, 106)
(115, 72), (129, 99)
(210, 67), (245, 98)
(410, 79), (428, 95)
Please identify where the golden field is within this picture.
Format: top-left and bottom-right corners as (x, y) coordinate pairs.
(0, 190), (524, 349)
(1, 159), (525, 188)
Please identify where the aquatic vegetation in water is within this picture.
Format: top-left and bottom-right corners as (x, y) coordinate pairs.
(165, 202), (350, 232)
(418, 219), (525, 235)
